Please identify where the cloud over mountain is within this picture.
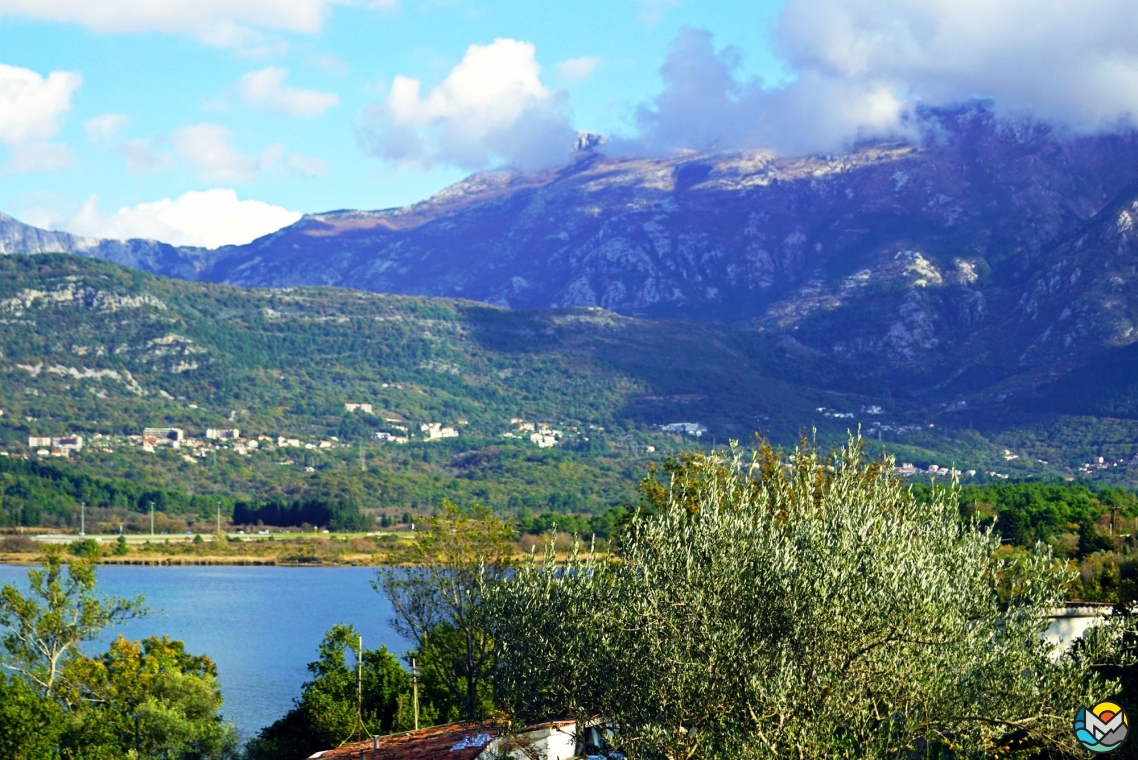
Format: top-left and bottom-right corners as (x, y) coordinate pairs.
(359, 38), (577, 172)
(67, 188), (300, 248)
(631, 0), (1138, 156)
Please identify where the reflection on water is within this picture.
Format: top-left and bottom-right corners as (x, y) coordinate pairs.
(0, 565), (408, 742)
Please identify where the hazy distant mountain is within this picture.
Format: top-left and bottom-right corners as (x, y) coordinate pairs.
(0, 212), (219, 281)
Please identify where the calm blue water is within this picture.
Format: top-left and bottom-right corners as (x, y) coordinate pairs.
(0, 565), (409, 743)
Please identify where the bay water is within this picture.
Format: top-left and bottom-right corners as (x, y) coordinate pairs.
(0, 565), (408, 743)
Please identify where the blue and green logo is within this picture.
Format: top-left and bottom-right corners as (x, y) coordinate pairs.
(1074, 701), (1129, 753)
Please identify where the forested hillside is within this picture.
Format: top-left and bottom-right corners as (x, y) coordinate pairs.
(0, 254), (817, 527)
(6, 253), (1138, 534)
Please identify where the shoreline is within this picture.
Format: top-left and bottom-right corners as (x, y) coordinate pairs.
(0, 553), (393, 567)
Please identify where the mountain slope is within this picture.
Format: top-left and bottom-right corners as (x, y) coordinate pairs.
(7, 253), (1138, 496)
(10, 107), (1138, 411)
(0, 253), (847, 452)
(0, 212), (219, 280)
(194, 108), (1138, 393)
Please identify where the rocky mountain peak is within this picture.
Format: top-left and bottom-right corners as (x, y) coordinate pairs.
(8, 106), (1138, 398)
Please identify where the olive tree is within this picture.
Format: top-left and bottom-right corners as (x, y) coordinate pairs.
(376, 500), (514, 722)
(488, 439), (1136, 759)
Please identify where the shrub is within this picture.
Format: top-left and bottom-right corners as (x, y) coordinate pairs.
(67, 538), (101, 559)
(0, 536), (38, 553)
(490, 439), (1137, 759)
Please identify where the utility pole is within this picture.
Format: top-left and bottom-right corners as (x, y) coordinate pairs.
(217, 503), (221, 534)
(79, 502), (85, 536)
(150, 502), (155, 537)
(411, 657), (420, 730)
(357, 635), (363, 742)
(1109, 505), (1123, 551)
(358, 441), (365, 472)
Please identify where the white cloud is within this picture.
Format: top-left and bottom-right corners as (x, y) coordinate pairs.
(285, 152), (328, 176)
(233, 66), (339, 117)
(66, 189), (301, 248)
(637, 0), (678, 26)
(633, 1), (1138, 157)
(630, 28), (905, 156)
(360, 38), (577, 171)
(557, 56), (601, 82)
(9, 141), (73, 173)
(84, 113), (129, 146)
(0, 63), (80, 144)
(120, 138), (177, 176)
(0, 0), (346, 46)
(776, 0), (1138, 132)
(171, 123), (284, 182)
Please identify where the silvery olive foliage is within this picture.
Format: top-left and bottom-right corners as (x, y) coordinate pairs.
(487, 439), (1136, 760)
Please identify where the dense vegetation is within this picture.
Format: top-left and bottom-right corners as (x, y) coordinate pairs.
(232, 498), (366, 531)
(488, 442), (1138, 759)
(3, 447), (1137, 759)
(245, 443), (1138, 760)
(243, 625), (413, 760)
(9, 252), (1138, 527)
(0, 551), (237, 759)
(4, 446), (1138, 605)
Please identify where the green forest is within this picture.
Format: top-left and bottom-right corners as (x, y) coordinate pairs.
(6, 252), (1138, 513)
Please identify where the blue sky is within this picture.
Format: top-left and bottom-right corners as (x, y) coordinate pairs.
(4, 0), (1138, 248)
(0, 1), (786, 246)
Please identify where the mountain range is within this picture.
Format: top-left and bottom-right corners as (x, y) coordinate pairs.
(7, 105), (1138, 436)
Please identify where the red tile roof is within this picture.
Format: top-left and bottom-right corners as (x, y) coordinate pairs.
(308, 722), (498, 760)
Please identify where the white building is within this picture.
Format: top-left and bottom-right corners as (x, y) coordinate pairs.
(344, 403), (373, 414)
(660, 422), (707, 437)
(206, 428), (240, 440)
(421, 423), (459, 440)
(143, 427), (184, 443)
(529, 426), (563, 448)
(376, 432), (409, 444)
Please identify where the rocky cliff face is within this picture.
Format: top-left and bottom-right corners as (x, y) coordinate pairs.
(0, 213), (217, 281)
(199, 108), (1138, 390)
(9, 106), (1138, 396)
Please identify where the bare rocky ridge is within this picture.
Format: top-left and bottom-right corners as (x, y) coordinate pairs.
(8, 106), (1138, 398)
(0, 212), (218, 281)
(200, 107), (1138, 392)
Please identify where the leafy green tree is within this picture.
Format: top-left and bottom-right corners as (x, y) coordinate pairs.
(62, 636), (237, 760)
(244, 624), (412, 760)
(0, 672), (64, 760)
(377, 500), (512, 722)
(489, 439), (1138, 759)
(0, 554), (236, 759)
(0, 547), (144, 699)
(1078, 514), (1116, 557)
